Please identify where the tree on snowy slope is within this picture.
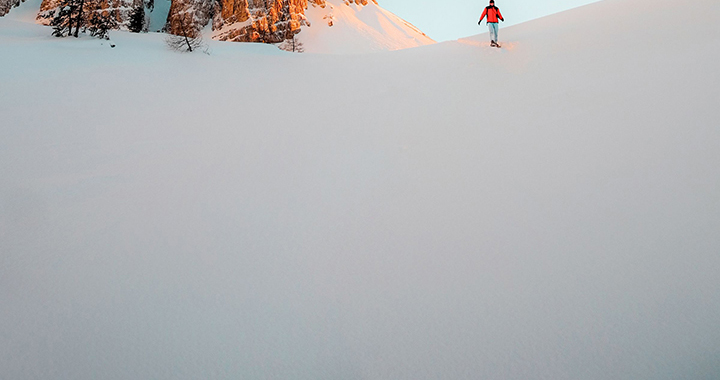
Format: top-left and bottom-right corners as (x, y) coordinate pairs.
(69, 0), (86, 37)
(278, 34), (303, 52)
(46, 0), (116, 39)
(45, 0), (95, 38)
(47, 0), (79, 37)
(86, 8), (118, 39)
(165, 12), (204, 52)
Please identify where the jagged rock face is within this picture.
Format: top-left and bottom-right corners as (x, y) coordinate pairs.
(165, 0), (215, 36)
(207, 0), (374, 43)
(166, 0), (375, 43)
(36, 0), (134, 27)
(211, 0), (310, 43)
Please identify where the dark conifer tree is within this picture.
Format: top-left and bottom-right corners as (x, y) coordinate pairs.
(87, 11), (117, 39)
(128, 3), (145, 33)
(71, 0), (86, 37)
(49, 0), (77, 37)
(47, 0), (117, 40)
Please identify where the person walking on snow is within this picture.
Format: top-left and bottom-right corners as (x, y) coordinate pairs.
(479, 0), (504, 47)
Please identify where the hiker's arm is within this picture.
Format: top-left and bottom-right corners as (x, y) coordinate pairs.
(479, 9), (487, 23)
(498, 10), (504, 21)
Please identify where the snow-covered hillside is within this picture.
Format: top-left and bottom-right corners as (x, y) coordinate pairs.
(1, 0), (433, 53)
(300, 0), (434, 53)
(1, 0), (719, 379)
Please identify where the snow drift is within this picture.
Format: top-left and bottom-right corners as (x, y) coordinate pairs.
(1, 0), (719, 379)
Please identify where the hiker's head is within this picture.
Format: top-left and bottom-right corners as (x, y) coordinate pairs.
(489, 0), (494, 4)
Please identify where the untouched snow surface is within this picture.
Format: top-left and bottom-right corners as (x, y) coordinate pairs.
(1, 0), (720, 379)
(301, 0), (434, 54)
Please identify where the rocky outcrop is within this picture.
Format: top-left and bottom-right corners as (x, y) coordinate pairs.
(0, 0), (24, 17)
(210, 0), (308, 43)
(36, 0), (135, 27)
(215, 0), (383, 42)
(165, 0), (215, 36)
(209, 0), (376, 43)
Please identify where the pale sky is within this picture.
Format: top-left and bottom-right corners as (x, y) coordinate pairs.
(379, 0), (602, 42)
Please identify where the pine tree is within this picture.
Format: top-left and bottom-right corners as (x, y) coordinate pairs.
(71, 0), (86, 37)
(86, 11), (117, 39)
(49, 0), (77, 37)
(128, 2), (145, 33)
(46, 0), (118, 40)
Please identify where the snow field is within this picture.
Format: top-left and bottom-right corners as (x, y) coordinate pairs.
(1, 0), (720, 379)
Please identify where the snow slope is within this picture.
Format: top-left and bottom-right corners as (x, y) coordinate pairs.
(1, 0), (719, 379)
(300, 0), (435, 53)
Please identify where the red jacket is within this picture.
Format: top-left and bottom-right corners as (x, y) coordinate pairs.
(480, 6), (504, 23)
